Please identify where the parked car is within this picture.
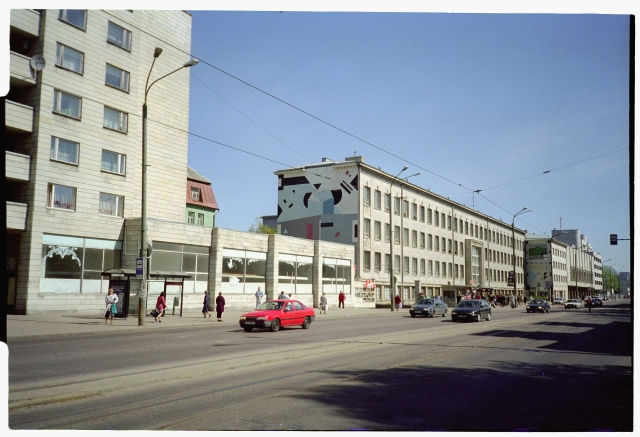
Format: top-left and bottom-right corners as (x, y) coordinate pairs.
(591, 298), (603, 307)
(409, 298), (448, 318)
(526, 299), (550, 313)
(565, 299), (582, 309)
(239, 300), (315, 332)
(451, 299), (492, 322)
(553, 297), (565, 305)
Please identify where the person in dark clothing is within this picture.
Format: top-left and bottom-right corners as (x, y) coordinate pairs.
(202, 291), (211, 318)
(215, 292), (225, 321)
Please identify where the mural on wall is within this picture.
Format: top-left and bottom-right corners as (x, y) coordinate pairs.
(526, 242), (551, 292)
(277, 166), (359, 242)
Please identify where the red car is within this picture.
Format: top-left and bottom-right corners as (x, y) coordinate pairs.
(239, 300), (315, 332)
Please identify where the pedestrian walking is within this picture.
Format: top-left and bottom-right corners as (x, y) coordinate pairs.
(104, 288), (118, 324)
(338, 290), (346, 310)
(155, 291), (167, 322)
(278, 291), (287, 300)
(255, 286), (264, 309)
(202, 291), (211, 318)
(587, 297), (593, 312)
(395, 294), (402, 310)
(320, 292), (328, 314)
(215, 292), (225, 321)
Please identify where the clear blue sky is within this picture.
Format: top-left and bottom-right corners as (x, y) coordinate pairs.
(186, 7), (632, 274)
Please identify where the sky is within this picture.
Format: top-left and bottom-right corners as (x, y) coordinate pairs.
(182, 4), (633, 275)
(1, 1), (634, 276)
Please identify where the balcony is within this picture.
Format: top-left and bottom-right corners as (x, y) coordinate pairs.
(6, 100), (34, 133)
(10, 9), (40, 39)
(10, 51), (36, 89)
(6, 151), (31, 182)
(7, 201), (28, 231)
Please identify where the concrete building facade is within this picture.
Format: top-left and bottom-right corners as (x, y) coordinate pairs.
(274, 156), (528, 308)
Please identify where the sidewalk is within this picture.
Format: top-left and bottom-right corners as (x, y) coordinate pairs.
(6, 306), (381, 339)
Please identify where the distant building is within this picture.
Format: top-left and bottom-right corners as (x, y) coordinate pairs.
(186, 167), (219, 227)
(619, 272), (631, 296)
(524, 234), (569, 301)
(549, 229), (603, 298)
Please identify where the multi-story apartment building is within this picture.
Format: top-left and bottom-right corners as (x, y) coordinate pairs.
(274, 156), (528, 307)
(524, 234), (569, 301)
(7, 9), (196, 314)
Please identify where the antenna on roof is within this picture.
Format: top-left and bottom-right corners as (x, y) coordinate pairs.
(353, 151), (357, 157)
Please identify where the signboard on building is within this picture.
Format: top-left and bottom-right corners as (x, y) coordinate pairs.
(507, 271), (515, 286)
(526, 242), (551, 292)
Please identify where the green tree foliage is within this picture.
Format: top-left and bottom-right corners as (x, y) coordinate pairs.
(248, 218), (277, 234)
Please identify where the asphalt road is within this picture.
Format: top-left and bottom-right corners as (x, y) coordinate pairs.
(9, 302), (632, 431)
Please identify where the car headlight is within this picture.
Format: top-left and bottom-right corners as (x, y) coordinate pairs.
(410, 307), (415, 311)
(526, 306), (530, 309)
(256, 316), (267, 321)
(469, 311), (476, 316)
(240, 316), (246, 321)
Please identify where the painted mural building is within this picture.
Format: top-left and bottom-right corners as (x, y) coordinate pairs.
(274, 156), (529, 307)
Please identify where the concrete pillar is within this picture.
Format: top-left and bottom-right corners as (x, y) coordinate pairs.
(313, 241), (323, 308)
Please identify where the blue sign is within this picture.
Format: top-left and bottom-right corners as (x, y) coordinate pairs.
(136, 257), (144, 279)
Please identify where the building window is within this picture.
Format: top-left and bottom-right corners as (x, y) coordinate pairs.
(461, 265), (464, 278)
(374, 252), (382, 272)
(420, 232), (425, 249)
(403, 200), (409, 218)
(448, 263), (453, 278)
(363, 218), (371, 238)
(99, 193), (124, 217)
(191, 187), (201, 201)
(59, 10), (87, 30)
(103, 106), (128, 133)
(53, 89), (81, 119)
(435, 236), (440, 252)
(472, 246), (481, 285)
(403, 228), (409, 246)
(412, 258), (418, 275)
(363, 251), (371, 271)
(385, 254), (391, 272)
(394, 226), (400, 244)
(56, 43), (84, 74)
(101, 150), (126, 175)
(48, 184), (76, 211)
(412, 230), (418, 248)
(447, 215), (452, 230)
(385, 223), (391, 242)
(441, 213), (446, 228)
(465, 221), (469, 235)
(435, 261), (440, 277)
(363, 186), (371, 206)
(197, 213), (204, 225)
(419, 206), (425, 222)
(448, 239), (452, 253)
(374, 190), (381, 210)
(50, 136), (79, 165)
(384, 193), (391, 212)
(428, 234), (433, 250)
(107, 21), (132, 51)
(434, 211), (440, 227)
(455, 264), (459, 278)
(454, 218), (458, 232)
(420, 259), (425, 276)
(427, 208), (432, 224)
(188, 211), (195, 224)
(428, 260), (433, 276)
(411, 203), (418, 220)
(105, 64), (130, 92)
(394, 197), (400, 215)
(404, 256), (410, 274)
(394, 255), (400, 273)
(374, 221), (381, 241)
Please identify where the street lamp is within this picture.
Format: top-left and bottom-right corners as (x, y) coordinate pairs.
(389, 166), (408, 311)
(512, 207), (532, 299)
(139, 48), (199, 326)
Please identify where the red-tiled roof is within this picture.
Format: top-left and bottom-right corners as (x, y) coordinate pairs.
(186, 180), (219, 210)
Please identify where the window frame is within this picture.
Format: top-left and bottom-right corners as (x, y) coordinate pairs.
(191, 187), (201, 201)
(107, 21), (132, 51)
(103, 106), (129, 133)
(187, 211), (195, 224)
(99, 192), (125, 217)
(50, 136), (80, 165)
(53, 89), (82, 120)
(55, 42), (84, 75)
(58, 9), (87, 30)
(363, 186), (371, 206)
(105, 63), (130, 92)
(101, 149), (126, 175)
(197, 213), (205, 226)
(48, 183), (77, 211)
(363, 218), (371, 238)
(374, 190), (382, 210)
(374, 221), (381, 241)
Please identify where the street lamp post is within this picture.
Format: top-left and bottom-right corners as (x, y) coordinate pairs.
(139, 47), (198, 326)
(512, 207), (532, 300)
(389, 166), (408, 311)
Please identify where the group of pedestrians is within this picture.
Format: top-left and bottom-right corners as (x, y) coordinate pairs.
(201, 291), (225, 321)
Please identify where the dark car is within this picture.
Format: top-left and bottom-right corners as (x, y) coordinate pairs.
(589, 298), (603, 307)
(526, 299), (550, 313)
(451, 299), (492, 322)
(239, 300), (315, 332)
(409, 298), (448, 318)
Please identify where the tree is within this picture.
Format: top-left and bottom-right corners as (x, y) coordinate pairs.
(248, 217), (277, 234)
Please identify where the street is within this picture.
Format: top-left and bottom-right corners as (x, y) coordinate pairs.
(8, 302), (632, 431)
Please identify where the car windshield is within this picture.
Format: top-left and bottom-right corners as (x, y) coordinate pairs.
(256, 301), (285, 311)
(531, 300), (544, 304)
(457, 301), (480, 308)
(418, 299), (435, 305)
(568, 299), (578, 303)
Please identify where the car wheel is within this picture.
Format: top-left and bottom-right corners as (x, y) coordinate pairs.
(302, 316), (311, 329)
(486, 312), (491, 321)
(410, 313), (416, 318)
(442, 309), (447, 317)
(527, 310), (530, 313)
(243, 326), (253, 332)
(271, 318), (280, 332)
(476, 313), (482, 322)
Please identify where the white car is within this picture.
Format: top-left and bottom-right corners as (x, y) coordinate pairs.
(565, 299), (582, 309)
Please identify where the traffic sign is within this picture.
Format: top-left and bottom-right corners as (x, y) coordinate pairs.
(610, 234), (618, 245)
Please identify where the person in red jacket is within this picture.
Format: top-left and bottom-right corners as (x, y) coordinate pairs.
(338, 290), (346, 310)
(215, 292), (226, 321)
(395, 294), (402, 311)
(155, 291), (167, 322)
